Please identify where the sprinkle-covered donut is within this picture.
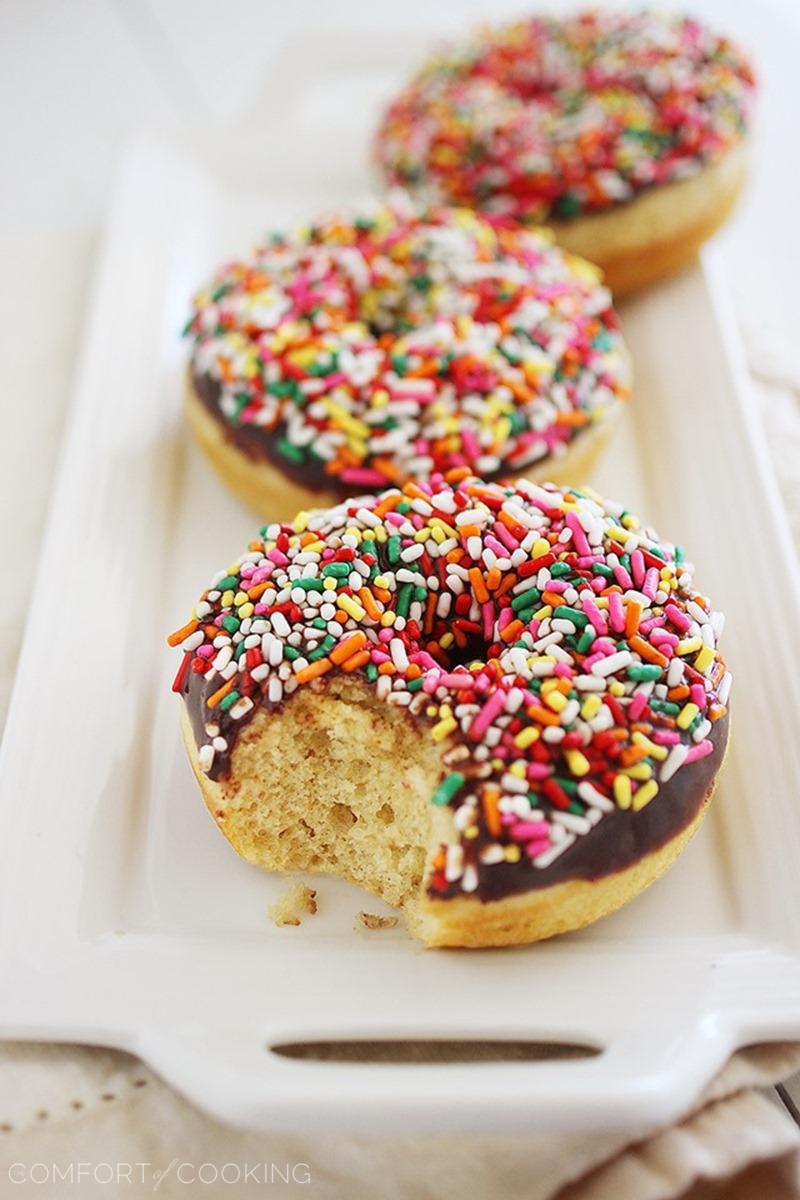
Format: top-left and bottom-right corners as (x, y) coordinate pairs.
(184, 199), (628, 519)
(170, 472), (730, 948)
(375, 11), (756, 295)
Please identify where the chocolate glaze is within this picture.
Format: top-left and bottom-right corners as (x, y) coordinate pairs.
(191, 366), (596, 499)
(181, 663), (729, 903)
(192, 368), (338, 496)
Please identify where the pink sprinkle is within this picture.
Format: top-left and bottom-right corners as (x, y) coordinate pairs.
(468, 689), (507, 740)
(339, 467), (386, 487)
(566, 510), (591, 556)
(581, 595), (608, 635)
(665, 603), (691, 633)
(685, 739), (713, 763)
(643, 568), (660, 600)
(608, 592), (625, 633)
(690, 684), (706, 707)
(510, 820), (550, 840)
(628, 693), (649, 721)
(653, 730), (680, 745)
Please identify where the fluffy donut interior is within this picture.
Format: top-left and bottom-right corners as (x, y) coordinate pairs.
(192, 674), (447, 910)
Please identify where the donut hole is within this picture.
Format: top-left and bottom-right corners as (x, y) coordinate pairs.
(220, 674), (445, 909)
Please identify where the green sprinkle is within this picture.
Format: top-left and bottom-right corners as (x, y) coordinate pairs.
(511, 589), (540, 613)
(221, 616), (240, 634)
(431, 772), (466, 807)
(322, 563), (350, 578)
(387, 535), (401, 565)
(284, 646), (300, 662)
(628, 664), (663, 682)
(577, 627), (596, 654)
(553, 605), (589, 628)
(219, 691), (240, 712)
(275, 437), (306, 464)
(396, 584), (413, 619)
(293, 578), (324, 592)
(217, 575), (240, 591)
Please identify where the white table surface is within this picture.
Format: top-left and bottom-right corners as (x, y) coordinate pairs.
(2, 0), (800, 1120)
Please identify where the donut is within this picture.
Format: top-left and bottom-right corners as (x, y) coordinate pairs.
(374, 11), (756, 296)
(184, 199), (629, 520)
(169, 473), (730, 948)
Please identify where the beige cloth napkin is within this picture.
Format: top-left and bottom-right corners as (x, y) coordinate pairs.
(2, 235), (800, 1195)
(0, 1041), (797, 1198)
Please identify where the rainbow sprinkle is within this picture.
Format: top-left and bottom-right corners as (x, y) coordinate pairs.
(375, 10), (755, 223)
(169, 474), (730, 898)
(185, 197), (628, 491)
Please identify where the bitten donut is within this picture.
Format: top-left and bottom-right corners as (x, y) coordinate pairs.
(184, 199), (629, 519)
(375, 11), (756, 296)
(169, 473), (731, 948)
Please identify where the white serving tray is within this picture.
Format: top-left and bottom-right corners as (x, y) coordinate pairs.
(2, 41), (800, 1132)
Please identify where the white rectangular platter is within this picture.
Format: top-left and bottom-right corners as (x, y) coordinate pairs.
(2, 33), (800, 1134)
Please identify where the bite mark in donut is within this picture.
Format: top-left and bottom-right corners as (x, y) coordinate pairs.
(169, 473), (731, 946)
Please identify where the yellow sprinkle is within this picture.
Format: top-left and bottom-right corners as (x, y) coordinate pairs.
(380, 611), (396, 627)
(431, 718), (457, 743)
(677, 702), (700, 731)
(338, 595), (366, 621)
(464, 826), (479, 840)
(677, 637), (702, 656)
(695, 645), (715, 673)
(633, 780), (659, 811)
(303, 540), (325, 555)
(504, 845), (522, 863)
(414, 527), (431, 543)
(532, 538), (550, 558)
(221, 589), (235, 608)
(609, 679), (625, 697)
(622, 763), (653, 781)
(606, 524), (629, 544)
(614, 775), (632, 809)
(565, 749), (590, 777)
(374, 575), (390, 590)
(509, 761), (526, 778)
(533, 605), (553, 621)
(439, 632), (454, 650)
(238, 602), (254, 620)
(323, 577), (338, 591)
(234, 591), (248, 606)
(632, 732), (668, 761)
(544, 690), (567, 713)
(515, 727), (540, 750)
(581, 694), (602, 720)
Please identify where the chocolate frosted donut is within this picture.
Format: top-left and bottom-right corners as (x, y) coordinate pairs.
(169, 474), (731, 948)
(375, 11), (756, 295)
(184, 198), (629, 519)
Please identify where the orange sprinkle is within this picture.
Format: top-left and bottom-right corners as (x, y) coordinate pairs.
(377, 661), (396, 675)
(247, 581), (270, 601)
(469, 567), (489, 604)
(341, 650), (371, 674)
(625, 601), (642, 638)
(295, 658), (334, 684)
(526, 704), (561, 727)
(482, 787), (502, 839)
(206, 677), (236, 710)
(358, 587), (382, 621)
(629, 635), (668, 668)
(167, 619), (199, 647)
(330, 631), (367, 665)
(486, 567), (502, 592)
(500, 619), (524, 643)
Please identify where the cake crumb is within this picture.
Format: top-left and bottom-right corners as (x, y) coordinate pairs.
(356, 911), (399, 931)
(269, 884), (318, 927)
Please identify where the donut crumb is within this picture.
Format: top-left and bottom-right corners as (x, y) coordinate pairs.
(269, 883), (318, 927)
(356, 911), (399, 931)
